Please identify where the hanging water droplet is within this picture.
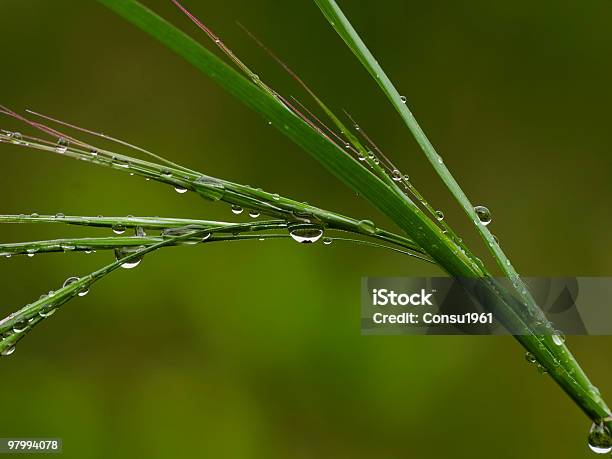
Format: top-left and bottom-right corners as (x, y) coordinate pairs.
(391, 170), (402, 182)
(55, 137), (69, 153)
(112, 157), (129, 168)
(84, 249), (93, 254)
(400, 95), (407, 103)
(161, 169), (172, 177)
(39, 307), (56, 318)
(1, 346), (15, 356)
(474, 206), (492, 226)
(552, 332), (565, 346)
(525, 352), (537, 364)
(114, 248), (142, 269)
(288, 223), (324, 244)
(588, 422), (612, 454)
(174, 186), (188, 194)
(357, 153), (366, 162)
(323, 237), (332, 245)
(89, 148), (98, 156)
(78, 285), (89, 297)
(435, 210), (444, 221)
(12, 320), (29, 333)
(112, 225), (126, 235)
(248, 210), (260, 218)
(231, 205), (243, 215)
(26, 248), (38, 258)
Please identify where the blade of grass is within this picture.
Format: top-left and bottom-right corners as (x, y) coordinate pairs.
(312, 0), (609, 427)
(85, 0), (611, 432)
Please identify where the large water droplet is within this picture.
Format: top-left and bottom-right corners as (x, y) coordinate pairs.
(552, 332), (565, 346)
(56, 137), (69, 153)
(588, 422), (612, 454)
(474, 206), (492, 226)
(12, 320), (29, 333)
(288, 223), (324, 244)
(357, 219), (377, 235)
(1, 346), (15, 356)
(114, 248), (142, 269)
(231, 205), (243, 215)
(435, 210), (444, 221)
(391, 170), (402, 182)
(112, 225), (126, 235)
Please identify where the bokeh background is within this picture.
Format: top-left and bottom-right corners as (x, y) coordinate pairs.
(1, 1), (612, 457)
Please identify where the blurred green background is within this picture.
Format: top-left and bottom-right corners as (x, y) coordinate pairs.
(1, 1), (612, 457)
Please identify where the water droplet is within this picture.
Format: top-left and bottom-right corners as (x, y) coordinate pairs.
(435, 210), (444, 221)
(114, 248), (142, 269)
(12, 321), (29, 333)
(231, 205), (243, 215)
(135, 226), (147, 237)
(391, 170), (402, 182)
(89, 148), (98, 156)
(552, 332), (565, 346)
(55, 212), (65, 219)
(323, 238), (332, 245)
(39, 308), (56, 318)
(357, 153), (366, 162)
(61, 244), (76, 252)
(357, 219), (376, 235)
(367, 151), (375, 160)
(525, 352), (537, 364)
(174, 186), (188, 194)
(161, 169), (172, 177)
(288, 223), (324, 244)
(1, 346), (15, 356)
(55, 137), (69, 153)
(403, 174), (410, 181)
(10, 132), (23, 144)
(474, 206), (492, 226)
(112, 225), (126, 235)
(30, 213), (39, 218)
(26, 248), (38, 258)
(437, 155), (443, 164)
(272, 193), (280, 201)
(588, 422), (612, 454)
(63, 276), (79, 288)
(248, 210), (260, 218)
(344, 143), (351, 150)
(78, 286), (89, 297)
(112, 157), (129, 168)
(400, 96), (407, 103)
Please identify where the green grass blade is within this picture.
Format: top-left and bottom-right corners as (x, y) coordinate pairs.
(313, 0), (609, 427)
(94, 0), (478, 277)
